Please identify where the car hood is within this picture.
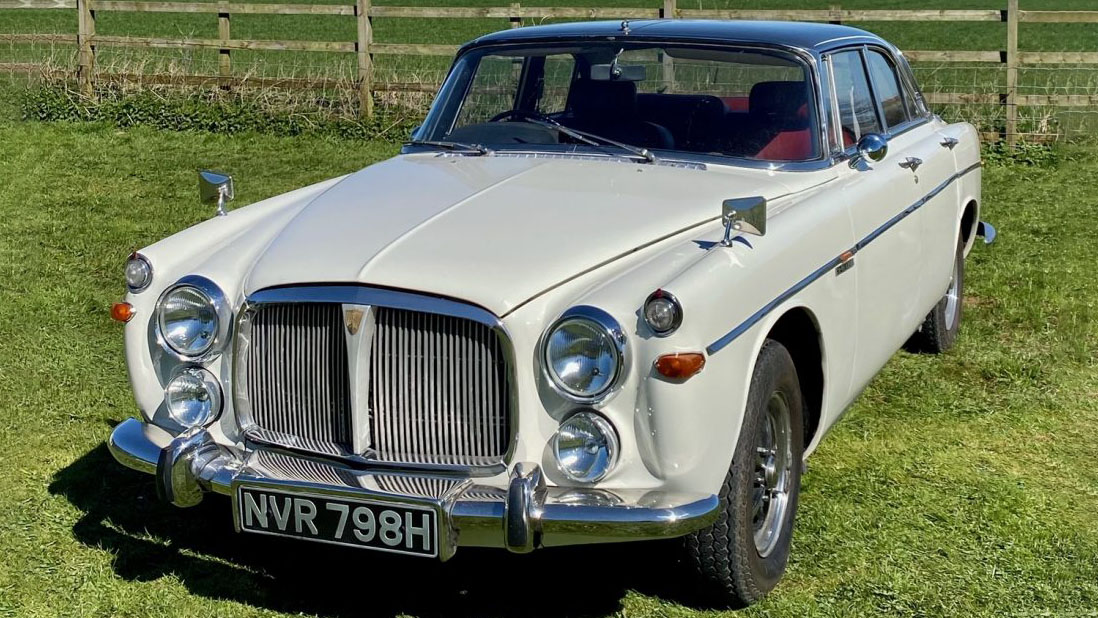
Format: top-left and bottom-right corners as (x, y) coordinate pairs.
(245, 153), (812, 316)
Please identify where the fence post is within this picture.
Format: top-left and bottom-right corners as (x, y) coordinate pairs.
(356, 0), (374, 118)
(829, 3), (842, 24)
(1005, 0), (1019, 146)
(218, 1), (231, 88)
(661, 0), (676, 90)
(509, 2), (520, 28)
(77, 0), (95, 96)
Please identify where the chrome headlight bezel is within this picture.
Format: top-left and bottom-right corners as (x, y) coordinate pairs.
(541, 305), (629, 405)
(155, 275), (232, 362)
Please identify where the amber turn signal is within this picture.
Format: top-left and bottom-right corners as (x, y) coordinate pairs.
(111, 302), (135, 323)
(655, 353), (706, 380)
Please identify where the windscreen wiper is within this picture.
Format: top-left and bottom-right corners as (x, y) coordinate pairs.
(522, 116), (659, 164)
(404, 140), (493, 156)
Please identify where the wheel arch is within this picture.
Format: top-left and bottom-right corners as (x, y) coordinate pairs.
(960, 198), (979, 257)
(762, 306), (824, 451)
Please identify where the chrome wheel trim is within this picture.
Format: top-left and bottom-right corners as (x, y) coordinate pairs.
(944, 256), (961, 331)
(752, 390), (792, 558)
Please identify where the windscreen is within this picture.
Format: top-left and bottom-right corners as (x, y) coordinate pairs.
(418, 42), (821, 163)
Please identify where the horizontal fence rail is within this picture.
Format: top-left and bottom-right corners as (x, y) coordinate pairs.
(2, 0), (1098, 143)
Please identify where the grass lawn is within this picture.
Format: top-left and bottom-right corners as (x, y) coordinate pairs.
(2, 85), (1098, 617)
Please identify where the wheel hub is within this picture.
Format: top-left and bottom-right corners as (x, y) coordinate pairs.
(752, 391), (792, 558)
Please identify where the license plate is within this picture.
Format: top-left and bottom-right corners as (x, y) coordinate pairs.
(235, 485), (438, 558)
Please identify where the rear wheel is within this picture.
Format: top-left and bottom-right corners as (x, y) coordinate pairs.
(910, 235), (965, 353)
(685, 340), (804, 608)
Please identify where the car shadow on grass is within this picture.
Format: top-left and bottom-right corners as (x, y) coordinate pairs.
(50, 436), (723, 617)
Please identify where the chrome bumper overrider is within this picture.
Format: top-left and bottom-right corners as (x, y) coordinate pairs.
(108, 418), (719, 560)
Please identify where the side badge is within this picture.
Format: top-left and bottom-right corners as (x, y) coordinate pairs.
(836, 250), (856, 276)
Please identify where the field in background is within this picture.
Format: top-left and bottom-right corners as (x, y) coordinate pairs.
(1, 83), (1098, 617)
(4, 0), (1098, 140)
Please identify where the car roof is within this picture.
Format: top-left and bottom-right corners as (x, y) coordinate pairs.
(466, 19), (884, 53)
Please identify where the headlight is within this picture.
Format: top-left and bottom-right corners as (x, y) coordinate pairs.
(124, 253), (153, 292)
(553, 412), (619, 483)
(543, 306), (627, 402)
(156, 276), (229, 359)
(165, 367), (222, 428)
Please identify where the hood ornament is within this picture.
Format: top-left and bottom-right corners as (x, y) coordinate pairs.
(620, 20), (630, 35)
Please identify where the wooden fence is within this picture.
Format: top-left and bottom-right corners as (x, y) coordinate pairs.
(2, 0), (1098, 143)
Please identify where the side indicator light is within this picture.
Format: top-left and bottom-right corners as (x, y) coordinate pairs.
(655, 353), (706, 380)
(111, 302), (135, 323)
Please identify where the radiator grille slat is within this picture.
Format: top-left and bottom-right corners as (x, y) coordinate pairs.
(246, 304), (352, 451)
(369, 307), (509, 467)
(242, 300), (511, 467)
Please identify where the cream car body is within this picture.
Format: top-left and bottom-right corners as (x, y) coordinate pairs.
(110, 20), (988, 583)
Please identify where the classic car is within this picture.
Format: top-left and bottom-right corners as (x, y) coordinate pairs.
(108, 19), (993, 605)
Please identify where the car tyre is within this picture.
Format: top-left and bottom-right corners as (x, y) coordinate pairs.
(685, 339), (805, 608)
(910, 235), (965, 354)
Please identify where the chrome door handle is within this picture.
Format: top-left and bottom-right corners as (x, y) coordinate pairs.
(899, 157), (923, 172)
(940, 137), (959, 149)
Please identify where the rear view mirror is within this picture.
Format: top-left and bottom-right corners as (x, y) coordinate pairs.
(589, 63), (646, 82)
(199, 170), (234, 217)
(721, 196), (767, 245)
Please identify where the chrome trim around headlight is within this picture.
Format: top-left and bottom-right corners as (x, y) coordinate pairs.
(541, 305), (629, 405)
(154, 274), (233, 362)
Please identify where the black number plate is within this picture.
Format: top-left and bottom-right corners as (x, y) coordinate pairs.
(235, 486), (438, 558)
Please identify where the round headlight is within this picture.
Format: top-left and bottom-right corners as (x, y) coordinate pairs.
(165, 367), (222, 428)
(543, 307), (626, 401)
(643, 290), (682, 336)
(553, 412), (619, 484)
(124, 254), (153, 292)
(156, 278), (228, 358)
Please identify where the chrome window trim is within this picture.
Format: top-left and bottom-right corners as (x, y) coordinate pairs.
(155, 274), (233, 363)
(824, 43), (933, 164)
(540, 305), (630, 406)
(232, 284), (520, 477)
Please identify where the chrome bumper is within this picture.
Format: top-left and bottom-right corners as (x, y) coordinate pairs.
(108, 418), (719, 560)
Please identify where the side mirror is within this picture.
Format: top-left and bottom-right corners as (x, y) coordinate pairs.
(721, 196), (767, 245)
(851, 133), (888, 167)
(199, 170), (234, 217)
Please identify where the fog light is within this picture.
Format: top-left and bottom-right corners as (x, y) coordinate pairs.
(553, 412), (619, 484)
(165, 367), (222, 428)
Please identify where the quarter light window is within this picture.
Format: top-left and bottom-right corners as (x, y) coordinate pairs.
(829, 50), (881, 147)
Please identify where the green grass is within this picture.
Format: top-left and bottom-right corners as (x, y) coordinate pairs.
(3, 79), (1098, 616)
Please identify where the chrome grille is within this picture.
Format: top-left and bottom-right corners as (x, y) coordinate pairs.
(245, 303), (352, 452)
(368, 307), (511, 467)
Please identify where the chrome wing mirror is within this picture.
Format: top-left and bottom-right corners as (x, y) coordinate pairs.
(850, 133), (888, 168)
(199, 170), (235, 217)
(721, 196), (767, 246)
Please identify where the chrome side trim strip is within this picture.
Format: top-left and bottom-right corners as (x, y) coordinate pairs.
(707, 161), (982, 355)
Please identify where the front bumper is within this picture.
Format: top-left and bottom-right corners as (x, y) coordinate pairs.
(108, 418), (719, 560)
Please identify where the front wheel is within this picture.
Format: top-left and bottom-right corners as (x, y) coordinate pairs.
(685, 340), (805, 608)
(910, 235), (965, 353)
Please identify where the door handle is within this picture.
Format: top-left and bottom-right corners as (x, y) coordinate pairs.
(899, 157), (923, 172)
(940, 137), (959, 149)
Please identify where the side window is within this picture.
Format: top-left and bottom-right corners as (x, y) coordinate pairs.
(829, 50), (881, 148)
(453, 55), (521, 127)
(866, 50), (912, 128)
(536, 55), (575, 114)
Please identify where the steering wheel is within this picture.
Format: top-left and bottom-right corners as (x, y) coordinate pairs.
(488, 109), (554, 123)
